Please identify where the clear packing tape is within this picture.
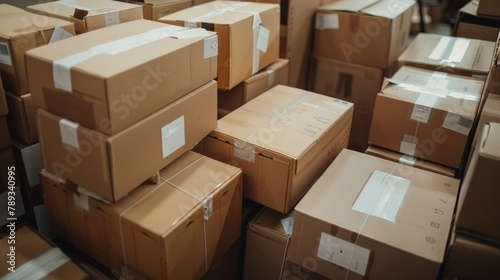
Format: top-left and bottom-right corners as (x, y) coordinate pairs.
(2, 248), (70, 280)
(428, 37), (471, 73)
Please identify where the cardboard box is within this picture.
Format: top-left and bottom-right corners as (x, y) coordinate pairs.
(42, 151), (243, 280)
(125, 0), (192, 21)
(309, 56), (384, 112)
(368, 66), (483, 168)
(0, 226), (89, 279)
(160, 1), (280, 90)
(192, 0), (214, 6)
(196, 85), (353, 213)
(455, 123), (500, 241)
(453, 1), (500, 42)
(0, 4), (75, 95)
(0, 77), (6, 116)
(243, 207), (294, 280)
(27, 0), (143, 34)
(38, 80), (217, 202)
(349, 108), (372, 153)
(365, 145), (456, 177)
(287, 149), (460, 280)
(314, 0), (414, 68)
(281, 261), (330, 280)
(477, 0), (500, 18)
(472, 93), (500, 148)
(218, 59), (289, 113)
(484, 32), (500, 96)
(26, 19), (217, 136)
(398, 33), (495, 78)
(5, 92), (37, 144)
(442, 233), (500, 280)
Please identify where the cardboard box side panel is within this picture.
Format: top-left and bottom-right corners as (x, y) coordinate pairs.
(455, 22), (500, 42)
(5, 93), (38, 144)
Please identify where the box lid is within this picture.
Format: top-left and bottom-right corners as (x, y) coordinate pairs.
(318, 0), (380, 13)
(295, 149), (459, 263)
(480, 123), (500, 160)
(27, 0), (141, 20)
(383, 66), (482, 118)
(0, 4), (73, 39)
(215, 85), (353, 166)
(318, 0), (414, 18)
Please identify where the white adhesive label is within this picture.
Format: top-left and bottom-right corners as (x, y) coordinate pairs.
(256, 25), (270, 52)
(103, 10), (120, 26)
(234, 140), (255, 163)
(316, 13), (339, 30)
(318, 233), (370, 276)
(267, 69), (275, 88)
(281, 217), (294, 236)
(204, 35), (218, 59)
(0, 42), (12, 66)
(49, 27), (74, 44)
(442, 112), (473, 136)
(59, 119), (79, 150)
(73, 193), (89, 211)
(161, 116), (185, 158)
(412, 93), (438, 123)
(400, 134), (417, 156)
(185, 21), (198, 29)
(175, 28), (210, 39)
(399, 155), (416, 166)
(352, 170), (410, 222)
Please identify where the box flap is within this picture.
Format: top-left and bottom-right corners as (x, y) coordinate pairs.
(361, 0), (415, 18)
(318, 0), (380, 13)
(480, 123), (500, 159)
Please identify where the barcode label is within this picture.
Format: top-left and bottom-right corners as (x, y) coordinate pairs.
(442, 112), (473, 136)
(457, 116), (473, 128)
(0, 42), (12, 65)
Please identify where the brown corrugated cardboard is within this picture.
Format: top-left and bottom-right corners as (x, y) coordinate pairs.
(192, 0), (214, 5)
(218, 59), (289, 113)
(472, 93), (500, 148)
(243, 207), (294, 280)
(196, 85), (353, 213)
(398, 33), (495, 78)
(26, 19), (217, 136)
(442, 233), (500, 280)
(5, 92), (37, 144)
(287, 149), (459, 280)
(368, 66), (483, 168)
(160, 1), (280, 90)
(0, 4), (75, 95)
(0, 77), (6, 116)
(453, 1), (500, 42)
(309, 56), (384, 111)
(0, 226), (89, 279)
(126, 0), (192, 21)
(348, 108), (373, 152)
(38, 80), (217, 202)
(42, 151), (243, 280)
(281, 261), (330, 280)
(27, 0), (143, 34)
(314, 0), (414, 68)
(484, 32), (500, 96)
(477, 0), (500, 17)
(365, 145), (456, 177)
(455, 123), (500, 241)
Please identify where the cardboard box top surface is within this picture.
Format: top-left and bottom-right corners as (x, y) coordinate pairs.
(398, 33), (494, 75)
(215, 84), (353, 160)
(382, 66), (483, 118)
(318, 0), (415, 18)
(295, 149), (460, 263)
(160, 1), (279, 24)
(137, 0), (190, 5)
(25, 19), (216, 80)
(480, 123), (500, 160)
(27, 0), (142, 19)
(0, 4), (74, 38)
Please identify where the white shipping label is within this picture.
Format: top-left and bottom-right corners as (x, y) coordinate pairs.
(316, 13), (339, 30)
(281, 217), (294, 236)
(318, 233), (370, 276)
(234, 140), (255, 163)
(442, 112), (473, 136)
(59, 119), (80, 150)
(48, 27), (74, 44)
(400, 134), (417, 156)
(161, 116), (185, 158)
(104, 11), (120, 26)
(204, 35), (218, 59)
(256, 25), (270, 52)
(0, 42), (12, 66)
(73, 193), (89, 211)
(353, 170), (410, 222)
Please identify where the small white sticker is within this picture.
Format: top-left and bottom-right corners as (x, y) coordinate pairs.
(104, 11), (120, 26)
(281, 217), (294, 236)
(316, 13), (339, 30)
(73, 193), (89, 211)
(256, 25), (270, 52)
(400, 134), (417, 156)
(442, 112), (473, 136)
(234, 139), (255, 163)
(318, 233), (370, 276)
(175, 28), (210, 39)
(59, 119), (80, 150)
(352, 170), (410, 222)
(399, 155), (416, 166)
(204, 35), (218, 59)
(202, 195), (213, 220)
(161, 116), (185, 158)
(49, 27), (74, 44)
(0, 42), (12, 66)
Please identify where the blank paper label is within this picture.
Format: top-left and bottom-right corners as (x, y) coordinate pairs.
(318, 233), (370, 276)
(161, 116), (185, 158)
(400, 134), (417, 156)
(257, 25), (270, 52)
(49, 27), (74, 44)
(204, 35), (218, 59)
(0, 42), (12, 66)
(316, 14), (339, 30)
(59, 119), (80, 150)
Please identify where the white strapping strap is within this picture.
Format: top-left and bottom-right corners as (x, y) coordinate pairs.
(2, 248), (70, 280)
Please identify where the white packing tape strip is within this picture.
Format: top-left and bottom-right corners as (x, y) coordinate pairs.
(73, 192), (89, 211)
(59, 118), (79, 150)
(400, 134), (418, 156)
(399, 155), (416, 166)
(52, 25), (210, 92)
(3, 248), (70, 280)
(428, 37), (471, 64)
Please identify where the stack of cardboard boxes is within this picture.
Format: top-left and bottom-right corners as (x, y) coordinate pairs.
(453, 0), (500, 42)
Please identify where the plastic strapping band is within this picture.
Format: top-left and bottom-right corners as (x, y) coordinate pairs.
(278, 235), (292, 280)
(2, 248), (70, 280)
